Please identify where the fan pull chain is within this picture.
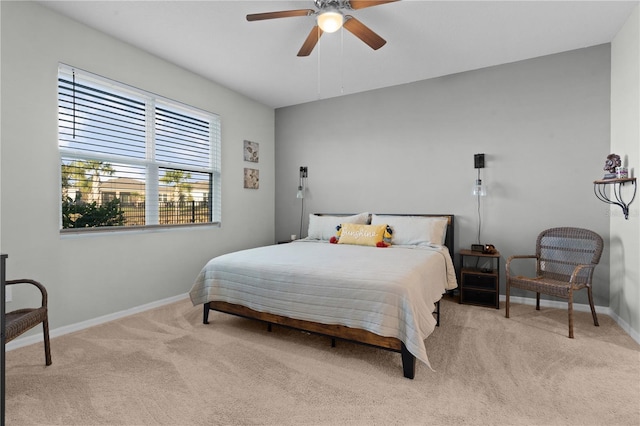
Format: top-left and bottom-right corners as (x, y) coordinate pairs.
(317, 26), (321, 100)
(340, 26), (344, 95)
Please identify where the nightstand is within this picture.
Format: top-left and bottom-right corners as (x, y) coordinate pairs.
(458, 249), (500, 309)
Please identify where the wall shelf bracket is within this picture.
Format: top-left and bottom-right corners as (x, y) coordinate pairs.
(593, 178), (637, 220)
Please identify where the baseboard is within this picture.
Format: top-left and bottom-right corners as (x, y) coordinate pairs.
(502, 295), (640, 345)
(6, 293), (190, 351)
(597, 307), (640, 344)
(8, 293), (640, 350)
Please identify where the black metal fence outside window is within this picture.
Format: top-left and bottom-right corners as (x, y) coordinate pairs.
(121, 201), (211, 226)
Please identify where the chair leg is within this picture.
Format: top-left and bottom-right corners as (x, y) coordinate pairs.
(505, 282), (510, 318)
(536, 293), (541, 311)
(587, 286), (599, 327)
(43, 318), (52, 366)
(567, 291), (574, 339)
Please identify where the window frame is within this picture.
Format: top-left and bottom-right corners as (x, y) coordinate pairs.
(58, 64), (221, 233)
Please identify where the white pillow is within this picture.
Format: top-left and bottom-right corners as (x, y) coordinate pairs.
(307, 213), (369, 240)
(371, 215), (448, 246)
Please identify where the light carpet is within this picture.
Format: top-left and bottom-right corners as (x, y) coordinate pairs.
(5, 297), (640, 425)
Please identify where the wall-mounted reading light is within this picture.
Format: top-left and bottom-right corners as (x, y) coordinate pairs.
(473, 153), (486, 197)
(297, 166), (308, 238)
(472, 154), (486, 246)
(296, 166), (308, 199)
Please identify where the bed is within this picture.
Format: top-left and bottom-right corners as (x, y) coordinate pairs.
(189, 213), (457, 379)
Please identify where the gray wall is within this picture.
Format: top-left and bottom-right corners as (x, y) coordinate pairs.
(275, 45), (612, 306)
(610, 5), (640, 339)
(1, 2), (275, 329)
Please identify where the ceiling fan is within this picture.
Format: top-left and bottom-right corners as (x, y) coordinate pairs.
(246, 0), (399, 57)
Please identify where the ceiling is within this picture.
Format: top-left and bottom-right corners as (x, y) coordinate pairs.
(39, 0), (638, 109)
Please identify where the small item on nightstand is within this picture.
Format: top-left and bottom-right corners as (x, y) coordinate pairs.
(483, 244), (497, 254)
(472, 244), (497, 254)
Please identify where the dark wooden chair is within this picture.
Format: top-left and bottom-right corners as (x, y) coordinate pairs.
(505, 227), (603, 338)
(4, 279), (52, 365)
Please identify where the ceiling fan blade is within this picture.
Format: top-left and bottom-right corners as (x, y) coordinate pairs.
(297, 26), (324, 57)
(246, 9), (314, 22)
(343, 16), (386, 50)
(348, 0), (399, 10)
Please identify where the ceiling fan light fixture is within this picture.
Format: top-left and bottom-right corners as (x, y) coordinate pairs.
(317, 9), (344, 33)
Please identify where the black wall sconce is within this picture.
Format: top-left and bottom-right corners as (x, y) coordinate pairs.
(296, 166), (308, 238)
(296, 166), (308, 199)
(472, 154), (486, 197)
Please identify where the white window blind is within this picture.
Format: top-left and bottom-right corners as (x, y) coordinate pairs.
(58, 64), (221, 231)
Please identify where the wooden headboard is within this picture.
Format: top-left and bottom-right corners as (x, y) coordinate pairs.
(314, 213), (455, 258)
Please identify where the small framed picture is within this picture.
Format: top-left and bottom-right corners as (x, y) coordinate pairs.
(244, 168), (259, 189)
(244, 140), (259, 163)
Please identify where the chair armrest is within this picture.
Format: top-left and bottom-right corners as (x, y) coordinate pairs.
(569, 264), (597, 285)
(5, 279), (48, 308)
(506, 255), (538, 274)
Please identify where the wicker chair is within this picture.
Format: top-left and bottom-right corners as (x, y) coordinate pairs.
(4, 279), (52, 365)
(505, 227), (603, 338)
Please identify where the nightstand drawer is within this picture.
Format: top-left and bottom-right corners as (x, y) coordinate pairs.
(461, 272), (496, 290)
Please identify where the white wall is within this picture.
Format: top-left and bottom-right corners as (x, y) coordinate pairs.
(610, 5), (640, 340)
(0, 2), (275, 329)
(275, 45), (612, 306)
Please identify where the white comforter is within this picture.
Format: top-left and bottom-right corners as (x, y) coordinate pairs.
(189, 240), (458, 370)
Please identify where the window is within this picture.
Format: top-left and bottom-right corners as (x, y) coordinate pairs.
(58, 64), (221, 231)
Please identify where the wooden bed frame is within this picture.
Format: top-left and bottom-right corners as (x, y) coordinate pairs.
(202, 214), (455, 379)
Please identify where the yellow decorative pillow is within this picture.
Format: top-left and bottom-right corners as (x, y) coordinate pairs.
(337, 223), (387, 247)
